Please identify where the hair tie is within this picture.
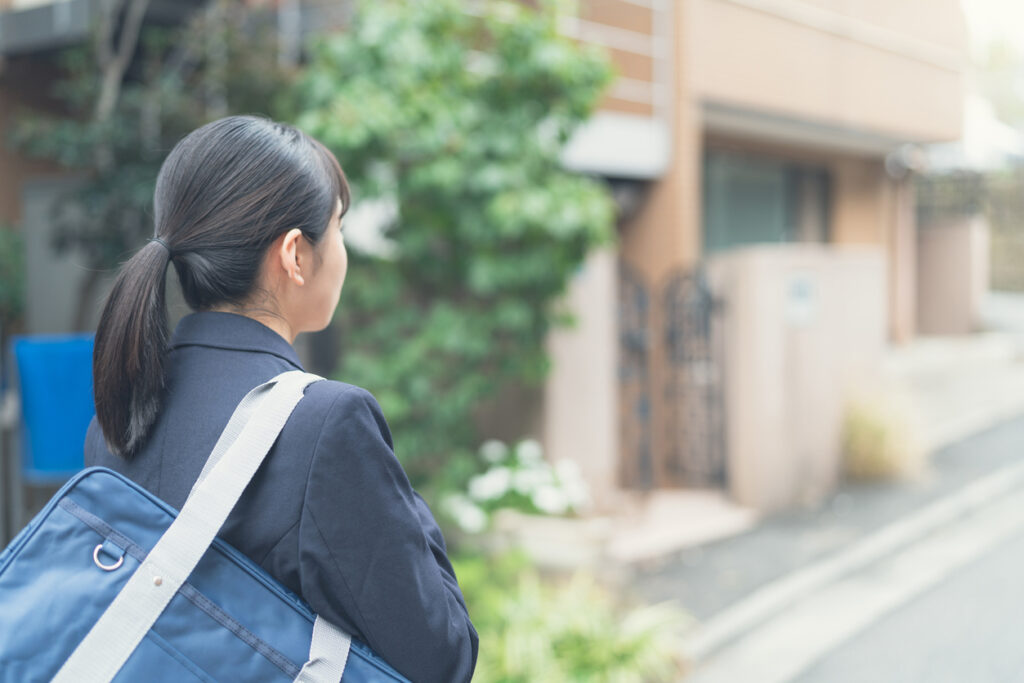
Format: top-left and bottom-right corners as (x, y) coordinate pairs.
(149, 237), (172, 256)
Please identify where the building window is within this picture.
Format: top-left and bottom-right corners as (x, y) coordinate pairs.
(702, 149), (831, 254)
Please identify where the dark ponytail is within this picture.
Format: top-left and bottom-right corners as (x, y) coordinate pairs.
(93, 240), (172, 457)
(93, 115), (349, 458)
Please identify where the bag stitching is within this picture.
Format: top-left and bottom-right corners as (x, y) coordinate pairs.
(58, 498), (301, 678)
(141, 629), (220, 683)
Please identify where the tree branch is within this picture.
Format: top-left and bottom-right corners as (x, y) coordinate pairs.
(93, 0), (151, 123)
(94, 0), (117, 71)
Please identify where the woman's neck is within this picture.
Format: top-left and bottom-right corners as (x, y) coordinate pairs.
(206, 305), (296, 344)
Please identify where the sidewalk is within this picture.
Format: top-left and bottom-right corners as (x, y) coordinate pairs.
(629, 413), (1024, 619)
(623, 316), (1024, 673)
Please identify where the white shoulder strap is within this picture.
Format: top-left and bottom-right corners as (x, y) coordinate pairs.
(296, 616), (353, 683)
(54, 371), (351, 683)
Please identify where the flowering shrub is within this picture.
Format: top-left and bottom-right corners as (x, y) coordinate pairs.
(453, 551), (690, 682)
(442, 439), (590, 534)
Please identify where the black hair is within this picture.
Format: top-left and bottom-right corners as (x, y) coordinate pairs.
(93, 115), (350, 458)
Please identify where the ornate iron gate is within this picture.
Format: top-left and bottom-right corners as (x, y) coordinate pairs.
(619, 261), (727, 489)
(663, 267), (726, 487)
(618, 262), (654, 489)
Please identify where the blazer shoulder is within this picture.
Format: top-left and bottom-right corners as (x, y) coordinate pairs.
(298, 379), (394, 450)
(301, 377), (378, 409)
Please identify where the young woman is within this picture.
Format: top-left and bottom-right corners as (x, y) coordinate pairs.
(84, 115), (478, 683)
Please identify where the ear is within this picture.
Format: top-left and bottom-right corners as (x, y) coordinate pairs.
(276, 228), (305, 286)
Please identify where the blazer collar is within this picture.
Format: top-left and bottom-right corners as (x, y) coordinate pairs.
(169, 311), (304, 370)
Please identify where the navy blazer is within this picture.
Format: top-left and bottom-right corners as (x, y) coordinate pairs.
(84, 311), (478, 683)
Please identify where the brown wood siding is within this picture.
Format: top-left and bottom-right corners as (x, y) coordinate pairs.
(573, 1), (660, 117)
(600, 96), (654, 117)
(580, 0), (653, 36)
(604, 47), (654, 84)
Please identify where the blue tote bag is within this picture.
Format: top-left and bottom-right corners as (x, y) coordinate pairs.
(0, 371), (410, 683)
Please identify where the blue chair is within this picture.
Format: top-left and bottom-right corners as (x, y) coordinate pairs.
(11, 334), (95, 484)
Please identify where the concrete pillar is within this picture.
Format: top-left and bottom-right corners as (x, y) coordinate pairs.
(707, 245), (887, 511)
(543, 248), (620, 511)
(888, 177), (917, 343)
(917, 215), (989, 335)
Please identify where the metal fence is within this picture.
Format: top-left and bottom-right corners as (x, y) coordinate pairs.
(619, 261), (727, 490)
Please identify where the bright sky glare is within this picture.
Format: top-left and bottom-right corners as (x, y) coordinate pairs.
(962, 0), (1024, 60)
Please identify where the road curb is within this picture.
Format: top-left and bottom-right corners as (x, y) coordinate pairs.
(682, 455), (1024, 664)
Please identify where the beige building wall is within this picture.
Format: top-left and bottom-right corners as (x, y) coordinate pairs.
(543, 248), (620, 510)
(689, 0), (966, 345)
(831, 158), (887, 245)
(917, 216), (990, 336)
(690, 0), (965, 142)
(545, 0), (965, 499)
(683, 0), (965, 352)
(706, 245), (887, 510)
(825, 158), (919, 342)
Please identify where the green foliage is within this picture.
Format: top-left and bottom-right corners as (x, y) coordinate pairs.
(453, 551), (689, 682)
(10, 1), (294, 275)
(292, 0), (616, 488)
(0, 226), (25, 328)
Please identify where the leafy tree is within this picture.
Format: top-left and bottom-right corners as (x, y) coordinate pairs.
(291, 0), (615, 490)
(10, 0), (294, 329)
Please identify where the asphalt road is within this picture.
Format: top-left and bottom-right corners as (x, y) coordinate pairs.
(791, 517), (1024, 683)
(635, 417), (1024, 623)
(685, 476), (1024, 683)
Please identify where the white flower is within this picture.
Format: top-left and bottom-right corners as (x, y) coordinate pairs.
(554, 458), (582, 482)
(479, 439), (509, 465)
(512, 466), (553, 495)
(532, 485), (570, 515)
(553, 459), (590, 510)
(456, 505), (487, 534)
(515, 439), (544, 465)
(442, 495), (488, 534)
(468, 466), (511, 502)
